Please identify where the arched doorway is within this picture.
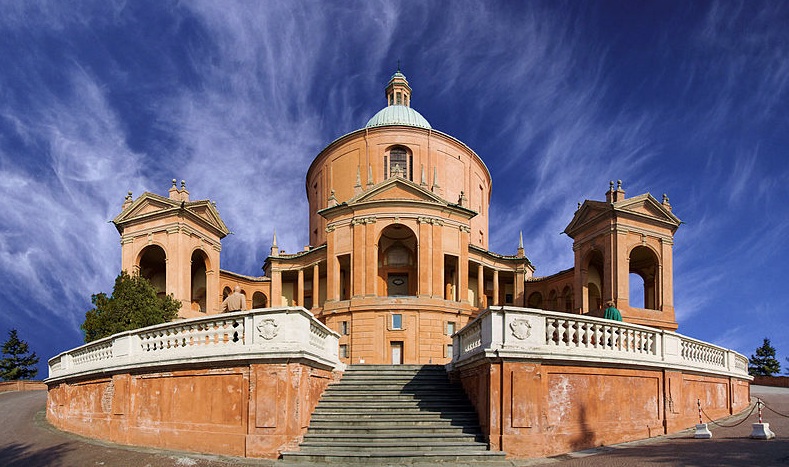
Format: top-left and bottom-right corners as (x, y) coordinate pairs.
(191, 250), (208, 313)
(138, 245), (167, 297)
(378, 224), (418, 296)
(629, 246), (659, 309)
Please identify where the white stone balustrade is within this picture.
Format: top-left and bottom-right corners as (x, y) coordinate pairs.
(47, 307), (343, 382)
(452, 306), (750, 379)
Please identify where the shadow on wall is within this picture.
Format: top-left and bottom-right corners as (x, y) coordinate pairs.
(0, 442), (74, 467)
(569, 404), (595, 451)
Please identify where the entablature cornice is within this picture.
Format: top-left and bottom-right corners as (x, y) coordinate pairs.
(119, 223), (223, 251)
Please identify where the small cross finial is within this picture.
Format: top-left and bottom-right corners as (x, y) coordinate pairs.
(397, 59), (401, 72)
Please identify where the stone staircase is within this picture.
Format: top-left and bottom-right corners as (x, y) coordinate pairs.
(281, 364), (508, 465)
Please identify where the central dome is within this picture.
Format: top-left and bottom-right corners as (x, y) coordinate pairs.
(365, 105), (432, 129)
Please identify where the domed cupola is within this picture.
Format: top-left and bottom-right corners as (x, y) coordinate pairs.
(365, 69), (431, 129)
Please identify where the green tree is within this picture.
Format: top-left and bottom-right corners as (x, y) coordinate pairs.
(81, 271), (181, 343)
(0, 329), (40, 380)
(748, 338), (781, 376)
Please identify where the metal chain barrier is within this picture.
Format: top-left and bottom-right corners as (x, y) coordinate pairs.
(700, 401), (758, 428)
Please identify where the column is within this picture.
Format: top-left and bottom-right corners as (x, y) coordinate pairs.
(352, 220), (365, 297)
(312, 263), (320, 309)
(365, 221), (377, 296)
(270, 268), (282, 307)
(418, 218), (432, 297)
(432, 222), (444, 299)
(458, 226), (469, 304)
(297, 269), (304, 307)
(477, 263), (484, 308)
(492, 269), (499, 306)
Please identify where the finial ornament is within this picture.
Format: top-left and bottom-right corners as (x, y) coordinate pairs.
(518, 231), (524, 249)
(126, 191), (133, 200)
(172, 179), (177, 187)
(181, 180), (186, 189)
(617, 180), (622, 190)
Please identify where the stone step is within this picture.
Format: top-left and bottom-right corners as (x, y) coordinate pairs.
(285, 364), (501, 464)
(303, 433), (482, 443)
(280, 450), (508, 464)
(308, 419), (477, 428)
(307, 425), (481, 434)
(308, 413), (479, 423)
(297, 440), (491, 452)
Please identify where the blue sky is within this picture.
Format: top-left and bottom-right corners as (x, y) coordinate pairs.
(1, 1), (787, 377)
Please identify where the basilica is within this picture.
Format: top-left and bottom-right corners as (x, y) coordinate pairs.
(112, 70), (681, 365)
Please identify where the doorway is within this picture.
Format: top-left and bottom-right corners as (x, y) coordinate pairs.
(390, 341), (403, 364)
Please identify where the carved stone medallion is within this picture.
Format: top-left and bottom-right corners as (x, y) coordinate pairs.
(257, 318), (279, 340)
(510, 318), (531, 340)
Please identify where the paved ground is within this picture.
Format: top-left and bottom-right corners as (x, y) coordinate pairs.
(2, 386), (788, 466)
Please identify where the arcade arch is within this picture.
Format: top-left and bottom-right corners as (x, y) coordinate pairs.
(138, 245), (166, 297)
(585, 249), (604, 313)
(190, 250), (209, 313)
(629, 245), (659, 310)
(378, 224), (418, 296)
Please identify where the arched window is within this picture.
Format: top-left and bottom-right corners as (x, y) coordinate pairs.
(384, 147), (413, 181)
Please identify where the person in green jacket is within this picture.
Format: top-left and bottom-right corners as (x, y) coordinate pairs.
(603, 300), (622, 321)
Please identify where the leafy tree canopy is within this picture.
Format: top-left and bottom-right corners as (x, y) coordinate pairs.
(0, 329), (40, 380)
(748, 338), (781, 377)
(81, 271), (181, 343)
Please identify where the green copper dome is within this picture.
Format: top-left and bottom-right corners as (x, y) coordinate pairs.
(365, 105), (432, 129)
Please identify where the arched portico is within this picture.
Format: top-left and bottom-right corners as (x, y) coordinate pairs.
(378, 224), (418, 296)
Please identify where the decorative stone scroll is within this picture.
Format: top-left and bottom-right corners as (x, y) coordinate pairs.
(325, 224), (336, 233)
(417, 217), (444, 226)
(459, 225), (471, 233)
(351, 216), (377, 226)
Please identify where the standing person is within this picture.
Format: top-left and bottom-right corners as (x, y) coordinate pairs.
(222, 286), (246, 312)
(603, 300), (622, 321)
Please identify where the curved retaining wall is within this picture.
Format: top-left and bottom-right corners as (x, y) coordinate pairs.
(449, 307), (752, 458)
(46, 305), (750, 459)
(45, 307), (343, 458)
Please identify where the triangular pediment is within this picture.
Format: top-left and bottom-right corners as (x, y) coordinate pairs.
(564, 201), (609, 237)
(349, 176), (448, 205)
(113, 192), (229, 237)
(565, 194), (681, 238)
(613, 194), (681, 226)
